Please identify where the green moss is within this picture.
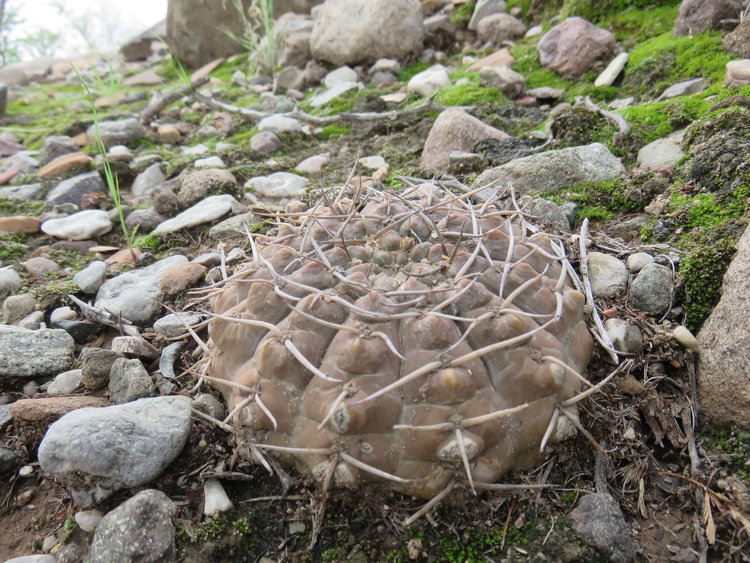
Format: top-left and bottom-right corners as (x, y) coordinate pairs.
(198, 514), (226, 541)
(48, 249), (95, 271)
(578, 206), (615, 221)
(317, 123), (350, 139)
(547, 177), (645, 216)
(0, 199), (47, 217)
(624, 31), (732, 98)
(606, 5), (681, 45)
(450, 1), (476, 26)
(136, 233), (162, 252)
(397, 61), (432, 83)
(434, 83), (508, 106)
(561, 0), (680, 22)
(0, 237), (28, 260)
(510, 43), (571, 91)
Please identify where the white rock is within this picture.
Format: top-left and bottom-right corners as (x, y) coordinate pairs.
(153, 195), (243, 235)
(407, 64), (451, 97)
(310, 81), (360, 108)
(41, 210), (113, 241)
(358, 156), (387, 171)
(258, 115), (302, 133)
(181, 144), (209, 155)
(50, 306), (76, 324)
(370, 58), (401, 74)
(626, 252), (655, 273)
(132, 162), (166, 198)
(324, 66), (358, 87)
(75, 509), (104, 532)
(296, 153), (330, 174)
(203, 479), (234, 515)
(672, 325), (699, 352)
(469, 0), (507, 31)
(47, 369), (83, 395)
(73, 260), (108, 294)
(245, 172), (309, 198)
(525, 24), (543, 38)
(656, 77), (707, 101)
(595, 52), (629, 87)
(637, 129), (685, 171)
(194, 156), (225, 168)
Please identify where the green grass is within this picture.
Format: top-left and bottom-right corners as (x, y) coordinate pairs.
(397, 61), (432, 83)
(317, 123), (350, 139)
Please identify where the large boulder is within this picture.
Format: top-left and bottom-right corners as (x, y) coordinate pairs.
(698, 224), (750, 428)
(420, 108), (509, 170)
(310, 0), (424, 66)
(167, 0), (323, 68)
(674, 0), (743, 37)
(724, 17), (750, 58)
(537, 17), (615, 78)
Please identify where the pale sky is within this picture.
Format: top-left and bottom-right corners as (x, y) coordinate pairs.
(12, 0), (169, 59)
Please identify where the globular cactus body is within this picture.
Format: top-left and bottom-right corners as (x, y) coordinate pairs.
(204, 185), (593, 499)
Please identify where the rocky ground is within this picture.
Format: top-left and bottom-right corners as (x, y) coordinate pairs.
(1, 0), (750, 561)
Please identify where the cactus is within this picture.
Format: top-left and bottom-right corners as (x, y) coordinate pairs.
(200, 184), (594, 500)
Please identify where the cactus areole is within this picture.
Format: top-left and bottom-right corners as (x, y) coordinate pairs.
(203, 185), (594, 499)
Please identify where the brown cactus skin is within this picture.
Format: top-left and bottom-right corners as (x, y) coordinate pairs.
(202, 186), (594, 500)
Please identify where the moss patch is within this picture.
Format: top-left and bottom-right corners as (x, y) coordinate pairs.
(561, 0), (680, 22)
(434, 83), (508, 106)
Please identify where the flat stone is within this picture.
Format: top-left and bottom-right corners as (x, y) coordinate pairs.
(195, 156), (225, 169)
(3, 293), (36, 324)
(89, 489), (176, 563)
(46, 170), (105, 206)
(125, 208), (167, 233)
(38, 396), (192, 504)
(479, 65), (525, 98)
(246, 172), (309, 198)
(310, 81), (360, 108)
(477, 13), (527, 44)
(588, 252), (628, 299)
(41, 209), (113, 241)
(625, 252), (654, 273)
(595, 52), (629, 87)
(157, 125), (181, 144)
(39, 135), (78, 165)
(657, 77), (707, 101)
(469, 0), (507, 31)
(86, 118), (146, 148)
(637, 129), (685, 171)
(324, 66), (358, 87)
(153, 312), (203, 338)
(258, 115), (302, 133)
(0, 266), (22, 296)
(9, 396), (110, 424)
(359, 156), (387, 171)
(159, 262), (207, 295)
(122, 69), (166, 87)
(296, 153), (330, 174)
(36, 152), (92, 178)
(95, 254), (188, 324)
(0, 183), (43, 200)
(153, 195), (243, 235)
(208, 212), (264, 239)
(0, 216), (41, 234)
(109, 358), (156, 404)
(47, 369), (83, 395)
(22, 256), (59, 276)
(80, 347), (123, 390)
(0, 326), (74, 377)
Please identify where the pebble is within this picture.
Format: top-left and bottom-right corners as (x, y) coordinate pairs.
(47, 369), (83, 395)
(0, 447), (20, 473)
(245, 172), (309, 197)
(45, 170), (106, 206)
(41, 536), (58, 552)
(125, 208), (167, 233)
(628, 263), (674, 315)
(605, 318), (643, 354)
(570, 493), (634, 563)
(153, 195), (243, 236)
(22, 256), (59, 276)
(73, 260), (108, 294)
(18, 464), (34, 477)
(192, 393), (225, 420)
(192, 252), (222, 267)
(9, 395), (110, 424)
(594, 52), (629, 87)
(182, 144), (209, 155)
(89, 490), (176, 563)
(3, 293), (36, 324)
(55, 319), (100, 343)
(0, 267), (22, 296)
(75, 509), (104, 532)
(358, 155), (387, 171)
(111, 335), (160, 359)
(131, 162), (166, 197)
(310, 81), (360, 108)
(0, 216), (42, 233)
(209, 212), (264, 239)
(159, 262), (207, 295)
(50, 306), (76, 324)
(41, 209), (113, 241)
(672, 325), (700, 352)
(153, 312), (203, 338)
(296, 153), (330, 173)
(657, 77), (707, 101)
(587, 252), (628, 299)
(250, 131), (281, 153)
(324, 65), (358, 87)
(38, 396), (192, 505)
(258, 115), (302, 133)
(108, 358), (156, 404)
(0, 182), (43, 200)
(625, 252), (654, 272)
(95, 254), (188, 324)
(406, 64), (451, 97)
(204, 479), (234, 515)
(17, 311), (44, 330)
(86, 117), (145, 148)
(0, 326), (74, 377)
(194, 156), (225, 168)
(81, 348), (123, 390)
